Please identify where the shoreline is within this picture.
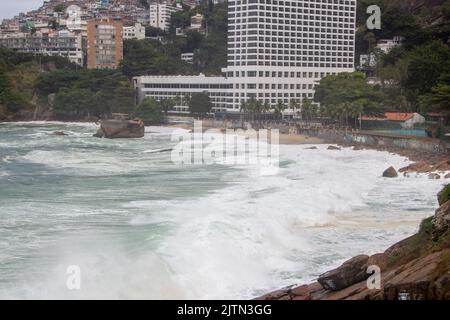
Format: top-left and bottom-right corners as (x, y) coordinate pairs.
(165, 122), (450, 174)
(3, 120), (449, 174)
(255, 184), (450, 300)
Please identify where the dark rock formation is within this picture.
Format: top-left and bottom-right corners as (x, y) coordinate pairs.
(317, 255), (370, 291)
(49, 131), (67, 136)
(94, 119), (145, 139)
(383, 166), (398, 178)
(327, 145), (341, 150)
(399, 161), (433, 173)
(304, 146), (318, 150)
(432, 198), (450, 241)
(429, 173), (441, 179)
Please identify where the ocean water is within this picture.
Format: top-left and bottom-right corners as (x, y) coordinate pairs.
(0, 122), (446, 299)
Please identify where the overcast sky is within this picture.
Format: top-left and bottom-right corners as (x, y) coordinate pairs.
(0, 0), (44, 21)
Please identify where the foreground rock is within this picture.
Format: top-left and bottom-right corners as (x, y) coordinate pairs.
(382, 166), (398, 178)
(94, 119), (145, 139)
(49, 131), (68, 136)
(400, 160), (450, 175)
(327, 145), (341, 150)
(318, 255), (370, 291)
(256, 184), (450, 300)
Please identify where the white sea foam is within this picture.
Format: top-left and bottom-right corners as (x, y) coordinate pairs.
(0, 123), (446, 299)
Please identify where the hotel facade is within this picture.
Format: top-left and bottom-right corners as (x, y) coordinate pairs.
(135, 0), (357, 114)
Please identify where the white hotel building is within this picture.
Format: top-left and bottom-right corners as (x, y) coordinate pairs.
(134, 0), (357, 114)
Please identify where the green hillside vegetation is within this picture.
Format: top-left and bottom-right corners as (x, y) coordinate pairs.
(313, 0), (450, 126)
(122, 0), (227, 77)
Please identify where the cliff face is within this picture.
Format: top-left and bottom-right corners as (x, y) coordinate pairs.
(256, 185), (450, 300)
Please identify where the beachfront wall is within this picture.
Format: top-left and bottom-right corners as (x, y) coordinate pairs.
(300, 128), (449, 154)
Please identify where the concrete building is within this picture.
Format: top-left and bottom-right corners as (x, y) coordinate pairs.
(181, 52), (194, 64)
(0, 29), (84, 65)
(135, 0), (357, 114)
(189, 13), (204, 33)
(376, 36), (404, 54)
(123, 23), (146, 40)
(149, 2), (183, 31)
(134, 74), (232, 113)
(87, 18), (123, 69)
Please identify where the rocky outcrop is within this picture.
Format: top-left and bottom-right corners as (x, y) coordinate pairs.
(429, 173), (441, 179)
(399, 161), (433, 173)
(432, 189), (450, 240)
(94, 119), (145, 139)
(318, 255), (370, 291)
(383, 166), (398, 178)
(48, 131), (68, 136)
(327, 145), (341, 150)
(256, 185), (450, 300)
(400, 160), (450, 175)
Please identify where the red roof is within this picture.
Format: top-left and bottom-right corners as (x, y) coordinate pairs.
(384, 112), (415, 121)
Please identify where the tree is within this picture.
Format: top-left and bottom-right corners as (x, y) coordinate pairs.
(133, 98), (164, 124)
(273, 101), (286, 119)
(289, 99), (301, 118)
(160, 98), (176, 115)
(403, 40), (450, 99)
(300, 98), (316, 122)
(314, 72), (385, 126)
(54, 4), (65, 13)
(189, 92), (212, 118)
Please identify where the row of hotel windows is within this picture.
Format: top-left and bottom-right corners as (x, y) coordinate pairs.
(230, 24), (354, 32)
(230, 5), (354, 11)
(229, 44), (353, 52)
(144, 84), (233, 89)
(231, 30), (354, 37)
(229, 71), (336, 77)
(229, 12), (354, 18)
(229, 49), (354, 55)
(230, 56), (354, 62)
(229, 61), (353, 67)
(229, 0), (356, 6)
(228, 39), (354, 47)
(232, 83), (314, 90)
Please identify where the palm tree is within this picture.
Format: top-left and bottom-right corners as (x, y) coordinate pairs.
(289, 99), (300, 120)
(301, 98), (314, 123)
(274, 101), (286, 120)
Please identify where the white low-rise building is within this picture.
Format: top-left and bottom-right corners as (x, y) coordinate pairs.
(181, 52), (194, 64)
(123, 23), (146, 40)
(0, 29), (84, 65)
(134, 74), (232, 113)
(149, 2), (183, 31)
(376, 36), (404, 54)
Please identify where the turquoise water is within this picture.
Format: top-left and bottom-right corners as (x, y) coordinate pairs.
(371, 129), (429, 137)
(0, 122), (445, 299)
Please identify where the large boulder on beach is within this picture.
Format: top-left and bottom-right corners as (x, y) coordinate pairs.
(318, 255), (370, 291)
(94, 119), (145, 139)
(383, 166), (398, 178)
